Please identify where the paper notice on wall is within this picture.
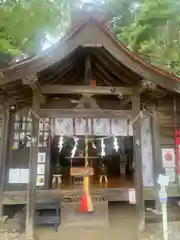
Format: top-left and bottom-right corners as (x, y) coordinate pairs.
(37, 164), (45, 175)
(141, 117), (154, 187)
(128, 188), (136, 204)
(38, 152), (46, 163)
(93, 118), (110, 136)
(111, 118), (128, 136)
(8, 169), (20, 183)
(165, 168), (176, 183)
(36, 175), (45, 186)
(74, 118), (92, 135)
(162, 148), (176, 168)
(55, 118), (74, 136)
(19, 169), (29, 184)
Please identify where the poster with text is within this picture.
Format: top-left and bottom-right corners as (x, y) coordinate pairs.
(8, 169), (20, 183)
(162, 148), (176, 168)
(111, 118), (128, 136)
(74, 118), (92, 135)
(141, 117), (154, 187)
(55, 118), (74, 136)
(19, 169), (29, 183)
(36, 175), (45, 186)
(93, 118), (110, 136)
(165, 168), (176, 183)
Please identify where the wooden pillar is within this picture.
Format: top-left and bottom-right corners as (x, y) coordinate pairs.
(25, 92), (40, 240)
(85, 55), (91, 85)
(0, 105), (9, 220)
(132, 90), (145, 232)
(151, 105), (163, 211)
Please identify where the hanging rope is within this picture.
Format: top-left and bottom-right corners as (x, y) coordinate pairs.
(85, 119), (89, 169)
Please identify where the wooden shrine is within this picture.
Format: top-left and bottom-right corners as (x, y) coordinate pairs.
(0, 5), (180, 239)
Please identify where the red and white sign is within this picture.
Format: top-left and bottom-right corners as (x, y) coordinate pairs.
(162, 148), (175, 168)
(128, 188), (136, 204)
(175, 130), (180, 177)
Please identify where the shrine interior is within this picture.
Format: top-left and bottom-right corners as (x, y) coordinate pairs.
(50, 135), (134, 189)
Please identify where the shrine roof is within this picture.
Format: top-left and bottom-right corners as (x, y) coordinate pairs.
(0, 16), (180, 104)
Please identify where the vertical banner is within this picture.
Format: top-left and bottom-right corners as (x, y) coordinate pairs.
(175, 130), (180, 184)
(141, 117), (154, 187)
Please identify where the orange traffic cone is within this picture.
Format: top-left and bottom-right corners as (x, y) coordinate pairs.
(80, 192), (88, 212)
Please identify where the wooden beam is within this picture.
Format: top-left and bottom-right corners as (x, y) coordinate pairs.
(151, 105), (163, 211)
(41, 85), (133, 95)
(94, 53), (134, 85)
(121, 86), (145, 107)
(0, 104), (9, 219)
(25, 91), (40, 240)
(40, 108), (132, 119)
(132, 89), (145, 232)
(85, 55), (91, 85)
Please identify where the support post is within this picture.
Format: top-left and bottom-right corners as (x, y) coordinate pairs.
(0, 104), (9, 220)
(25, 92), (40, 240)
(80, 54), (93, 212)
(151, 105), (163, 211)
(132, 90), (145, 232)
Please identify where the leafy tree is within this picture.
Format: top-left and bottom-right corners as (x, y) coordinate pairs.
(1, 0), (180, 77)
(111, 0), (180, 76)
(0, 0), (76, 65)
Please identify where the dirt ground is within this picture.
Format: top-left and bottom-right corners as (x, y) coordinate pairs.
(35, 202), (139, 240)
(0, 202), (140, 240)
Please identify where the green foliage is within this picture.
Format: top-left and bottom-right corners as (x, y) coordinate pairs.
(1, 0), (180, 76)
(107, 0), (180, 76)
(0, 0), (74, 62)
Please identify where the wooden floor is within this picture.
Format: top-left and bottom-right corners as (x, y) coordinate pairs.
(59, 177), (134, 190)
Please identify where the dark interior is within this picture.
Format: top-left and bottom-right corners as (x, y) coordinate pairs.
(50, 135), (134, 187)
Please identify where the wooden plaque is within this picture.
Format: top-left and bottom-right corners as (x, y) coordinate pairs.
(70, 167), (94, 176)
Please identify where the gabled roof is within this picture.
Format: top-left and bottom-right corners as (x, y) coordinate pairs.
(0, 17), (180, 93)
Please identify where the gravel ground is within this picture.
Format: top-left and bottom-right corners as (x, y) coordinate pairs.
(0, 202), (180, 240)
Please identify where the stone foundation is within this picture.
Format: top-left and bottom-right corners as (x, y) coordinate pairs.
(61, 196), (109, 227)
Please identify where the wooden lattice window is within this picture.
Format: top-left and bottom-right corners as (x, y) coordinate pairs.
(13, 114), (32, 150)
(39, 118), (51, 148)
(13, 114), (51, 150)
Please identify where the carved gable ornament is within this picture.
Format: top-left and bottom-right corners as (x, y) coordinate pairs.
(75, 95), (100, 109)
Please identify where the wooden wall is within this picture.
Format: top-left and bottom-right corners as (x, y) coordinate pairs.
(5, 112), (50, 191)
(157, 95), (180, 148)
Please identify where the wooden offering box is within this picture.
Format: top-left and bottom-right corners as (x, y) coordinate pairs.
(70, 167), (94, 177)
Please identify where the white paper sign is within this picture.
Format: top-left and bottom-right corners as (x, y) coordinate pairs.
(162, 148), (175, 167)
(55, 118), (74, 136)
(165, 168), (175, 182)
(74, 118), (92, 135)
(93, 118), (110, 136)
(36, 175), (45, 186)
(8, 169), (20, 183)
(111, 118), (127, 136)
(128, 188), (136, 204)
(38, 152), (46, 163)
(19, 169), (29, 184)
(37, 164), (45, 175)
(128, 120), (133, 136)
(141, 117), (154, 187)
